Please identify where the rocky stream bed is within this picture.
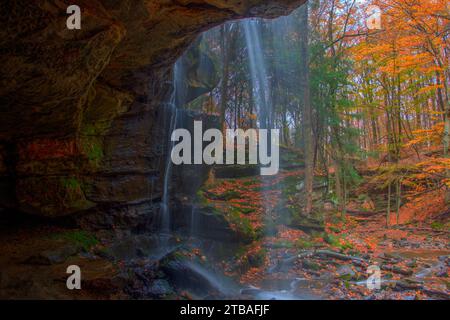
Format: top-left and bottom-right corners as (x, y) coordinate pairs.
(1, 158), (448, 300)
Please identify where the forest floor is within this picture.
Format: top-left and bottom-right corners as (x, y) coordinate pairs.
(198, 151), (450, 300)
(0, 221), (124, 299)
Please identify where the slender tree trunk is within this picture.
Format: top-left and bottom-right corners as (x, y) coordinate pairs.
(396, 179), (401, 225)
(299, 3), (314, 215)
(248, 80), (255, 128)
(387, 182), (391, 227)
(220, 24), (230, 132)
(371, 114), (378, 149)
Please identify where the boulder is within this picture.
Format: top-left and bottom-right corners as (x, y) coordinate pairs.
(160, 249), (236, 297)
(336, 265), (356, 279)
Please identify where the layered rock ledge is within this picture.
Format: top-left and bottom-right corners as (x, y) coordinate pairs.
(0, 0), (305, 222)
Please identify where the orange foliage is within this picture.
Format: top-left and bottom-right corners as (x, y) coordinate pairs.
(393, 189), (447, 225)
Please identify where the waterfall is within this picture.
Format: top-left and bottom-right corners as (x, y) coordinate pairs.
(243, 19), (274, 223)
(243, 19), (272, 129)
(160, 62), (181, 238)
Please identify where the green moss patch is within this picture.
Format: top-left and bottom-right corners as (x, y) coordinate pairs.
(228, 210), (261, 242)
(51, 230), (99, 251)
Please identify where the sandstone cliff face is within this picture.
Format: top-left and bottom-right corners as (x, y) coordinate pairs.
(0, 0), (305, 221)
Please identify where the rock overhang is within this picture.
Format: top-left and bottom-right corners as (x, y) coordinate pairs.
(0, 0), (306, 217)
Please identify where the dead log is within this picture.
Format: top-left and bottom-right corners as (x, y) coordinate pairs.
(395, 281), (450, 299)
(395, 226), (450, 235)
(314, 250), (366, 264)
(422, 288), (450, 300)
(381, 265), (413, 276)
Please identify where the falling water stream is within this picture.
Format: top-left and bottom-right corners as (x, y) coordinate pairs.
(160, 62), (181, 247)
(156, 13), (316, 299)
(243, 20), (272, 129)
(243, 19), (276, 233)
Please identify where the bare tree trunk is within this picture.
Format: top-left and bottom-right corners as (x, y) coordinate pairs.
(220, 24), (231, 132)
(396, 179), (401, 225)
(387, 182), (391, 227)
(299, 3), (314, 215)
(333, 156), (344, 213)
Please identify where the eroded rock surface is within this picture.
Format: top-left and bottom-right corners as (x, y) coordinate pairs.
(0, 0), (305, 220)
